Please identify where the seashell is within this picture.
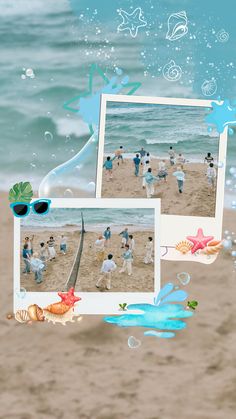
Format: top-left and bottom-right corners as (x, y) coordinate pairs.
(44, 302), (71, 315)
(28, 304), (44, 322)
(207, 240), (222, 247)
(15, 310), (30, 324)
(166, 11), (188, 41)
(43, 307), (75, 325)
(162, 60), (182, 82)
(202, 242), (223, 255)
(216, 29), (229, 43)
(175, 240), (193, 254)
(201, 79), (217, 96)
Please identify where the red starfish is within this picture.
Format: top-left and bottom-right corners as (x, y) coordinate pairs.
(187, 228), (214, 254)
(58, 288), (81, 307)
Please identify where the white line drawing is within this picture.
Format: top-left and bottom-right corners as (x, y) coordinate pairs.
(162, 60), (182, 81)
(201, 79), (217, 96)
(216, 29), (229, 43)
(117, 7), (147, 38)
(166, 11), (188, 41)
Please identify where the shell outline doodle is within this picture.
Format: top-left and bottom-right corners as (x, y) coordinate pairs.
(201, 78), (217, 96)
(166, 10), (188, 41)
(216, 29), (229, 43)
(162, 60), (182, 82)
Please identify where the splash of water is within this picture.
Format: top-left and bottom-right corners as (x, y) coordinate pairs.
(205, 99), (236, 134)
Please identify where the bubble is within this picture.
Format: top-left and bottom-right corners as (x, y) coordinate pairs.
(21, 74), (26, 79)
(231, 251), (236, 257)
(15, 287), (27, 299)
(87, 182), (96, 192)
(115, 67), (123, 75)
(26, 68), (34, 77)
(30, 162), (36, 169)
(231, 200), (236, 209)
(218, 161), (224, 168)
(224, 230), (229, 235)
(229, 167), (236, 175)
(222, 239), (232, 249)
(32, 152), (37, 159)
(176, 272), (191, 285)
(30, 73), (35, 79)
(128, 336), (141, 349)
(51, 154), (56, 159)
(44, 131), (53, 142)
(207, 126), (213, 133)
(63, 188), (74, 198)
(226, 179), (232, 186)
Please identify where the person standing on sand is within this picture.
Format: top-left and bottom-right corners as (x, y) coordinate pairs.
(173, 166), (185, 193)
(206, 162), (217, 195)
(96, 254), (117, 290)
(133, 154), (141, 176)
(144, 237), (154, 264)
(94, 235), (105, 262)
(119, 228), (129, 248)
(39, 242), (49, 271)
(48, 236), (56, 260)
(141, 168), (159, 198)
(129, 235), (135, 253)
(60, 235), (68, 254)
(30, 252), (45, 284)
(22, 243), (31, 274)
(204, 152), (214, 165)
(103, 227), (111, 247)
(115, 146), (124, 165)
(103, 156), (116, 181)
(176, 153), (185, 170)
(168, 146), (175, 166)
(142, 159), (151, 189)
(157, 160), (168, 183)
(119, 244), (133, 276)
(24, 235), (34, 255)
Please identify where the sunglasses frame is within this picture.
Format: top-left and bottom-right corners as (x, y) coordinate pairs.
(10, 199), (52, 218)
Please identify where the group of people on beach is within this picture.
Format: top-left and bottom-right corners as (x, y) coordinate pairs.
(22, 234), (68, 284)
(94, 226), (154, 290)
(103, 145), (217, 197)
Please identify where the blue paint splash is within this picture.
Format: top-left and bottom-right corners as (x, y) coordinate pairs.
(104, 282), (193, 339)
(205, 100), (236, 134)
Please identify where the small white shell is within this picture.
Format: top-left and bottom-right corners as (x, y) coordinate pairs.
(201, 79), (217, 96)
(15, 310), (30, 323)
(43, 307), (75, 325)
(166, 11), (188, 41)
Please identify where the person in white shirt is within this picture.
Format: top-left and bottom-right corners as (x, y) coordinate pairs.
(142, 159), (151, 189)
(176, 153), (185, 169)
(129, 235), (135, 253)
(39, 242), (49, 270)
(206, 163), (217, 194)
(157, 160), (168, 182)
(96, 254), (117, 290)
(144, 237), (154, 264)
(94, 235), (105, 262)
(30, 252), (45, 284)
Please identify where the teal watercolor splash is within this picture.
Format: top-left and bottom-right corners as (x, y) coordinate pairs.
(205, 100), (236, 134)
(104, 282), (193, 339)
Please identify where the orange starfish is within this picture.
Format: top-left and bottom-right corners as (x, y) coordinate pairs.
(58, 288), (81, 307)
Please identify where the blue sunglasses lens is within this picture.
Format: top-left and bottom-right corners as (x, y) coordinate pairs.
(12, 204), (28, 216)
(33, 201), (49, 214)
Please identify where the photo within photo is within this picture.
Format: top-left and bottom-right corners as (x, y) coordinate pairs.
(99, 102), (220, 217)
(20, 207), (156, 293)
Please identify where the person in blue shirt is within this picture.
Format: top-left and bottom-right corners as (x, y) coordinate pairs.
(119, 244), (133, 276)
(103, 227), (111, 247)
(133, 154), (141, 176)
(119, 228), (129, 248)
(22, 243), (31, 274)
(103, 156), (116, 181)
(173, 166), (185, 193)
(141, 168), (159, 198)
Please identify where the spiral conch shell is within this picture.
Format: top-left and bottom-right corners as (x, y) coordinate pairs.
(44, 302), (71, 315)
(166, 11), (188, 41)
(28, 304), (44, 322)
(202, 240), (223, 255)
(15, 310), (30, 323)
(43, 307), (75, 325)
(175, 240), (193, 254)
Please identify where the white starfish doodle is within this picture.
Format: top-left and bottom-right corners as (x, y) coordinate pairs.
(117, 7), (147, 38)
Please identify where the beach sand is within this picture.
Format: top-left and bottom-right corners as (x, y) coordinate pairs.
(1, 192), (236, 419)
(101, 158), (217, 217)
(20, 228), (155, 292)
(77, 230), (154, 292)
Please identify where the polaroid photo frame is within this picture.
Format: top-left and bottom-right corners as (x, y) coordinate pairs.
(97, 94), (228, 264)
(14, 198), (160, 314)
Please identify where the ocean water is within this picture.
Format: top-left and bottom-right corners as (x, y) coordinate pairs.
(21, 207), (155, 229)
(0, 0), (235, 194)
(105, 103), (220, 161)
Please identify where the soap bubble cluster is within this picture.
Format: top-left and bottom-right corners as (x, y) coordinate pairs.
(21, 68), (35, 79)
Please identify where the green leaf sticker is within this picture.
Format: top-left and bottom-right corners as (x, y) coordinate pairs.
(8, 182), (33, 203)
(119, 303), (128, 311)
(187, 300), (198, 310)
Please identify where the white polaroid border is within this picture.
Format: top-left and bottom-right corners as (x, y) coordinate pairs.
(97, 94), (228, 264)
(14, 198), (160, 314)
